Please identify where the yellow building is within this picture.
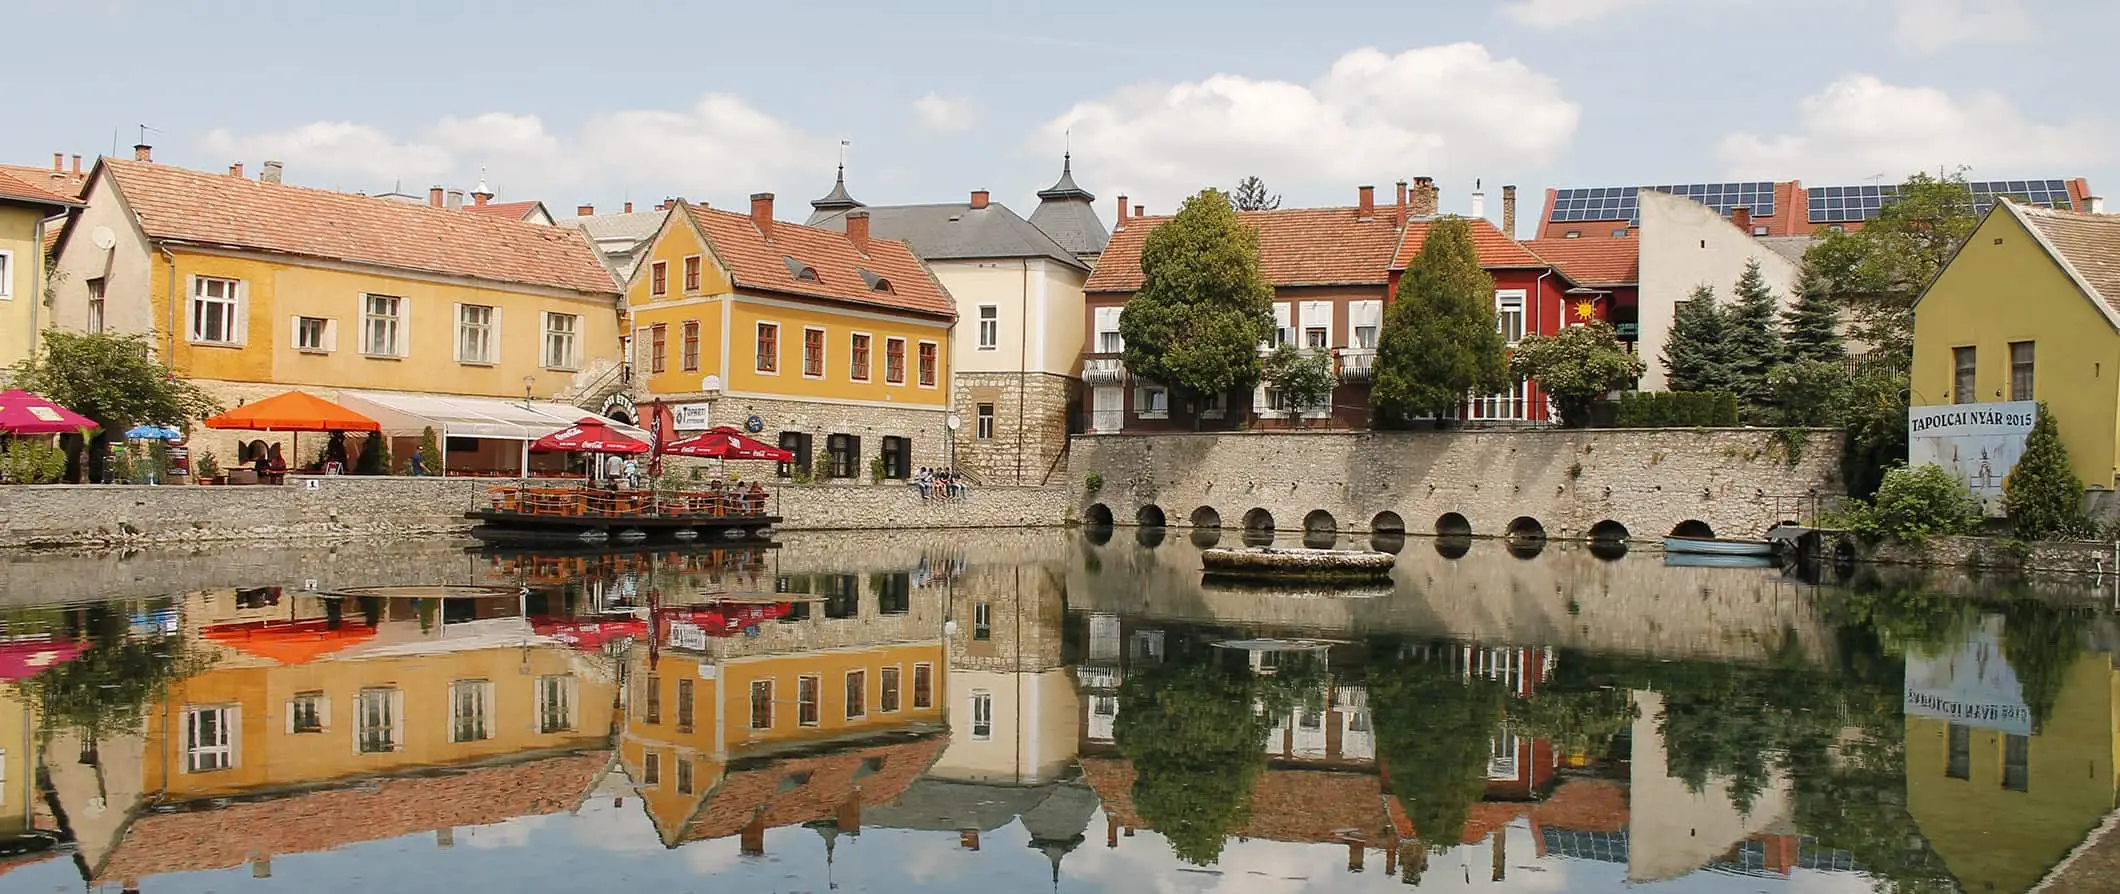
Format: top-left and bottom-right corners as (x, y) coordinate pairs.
(0, 169), (83, 371)
(1912, 200), (2120, 488)
(623, 195), (956, 478)
(48, 150), (625, 468)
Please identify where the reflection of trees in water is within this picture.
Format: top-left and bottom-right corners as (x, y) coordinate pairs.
(2002, 598), (2089, 734)
(20, 601), (215, 747)
(1367, 648), (1510, 851)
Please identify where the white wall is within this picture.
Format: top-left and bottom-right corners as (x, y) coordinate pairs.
(930, 667), (1080, 784)
(934, 259), (1086, 378)
(1636, 190), (1804, 391)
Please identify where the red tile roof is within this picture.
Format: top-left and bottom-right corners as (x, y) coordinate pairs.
(85, 160), (618, 295)
(1522, 237), (1640, 286)
(1390, 216), (1552, 270)
(1083, 206), (1404, 292)
(1079, 758), (1393, 845)
(681, 736), (946, 844)
(0, 162), (89, 200)
(462, 200), (545, 221)
(0, 170), (83, 208)
(684, 203), (955, 319)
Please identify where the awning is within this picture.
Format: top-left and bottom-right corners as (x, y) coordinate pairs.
(335, 390), (650, 442)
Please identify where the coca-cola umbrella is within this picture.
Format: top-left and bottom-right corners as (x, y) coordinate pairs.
(661, 426), (793, 461)
(0, 389), (96, 435)
(530, 418), (651, 455)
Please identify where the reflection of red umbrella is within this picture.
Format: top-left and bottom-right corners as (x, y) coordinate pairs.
(665, 601), (794, 635)
(532, 616), (648, 651)
(0, 639), (86, 680)
(0, 390), (96, 435)
(661, 426), (792, 461)
(531, 418), (650, 454)
(202, 619), (375, 664)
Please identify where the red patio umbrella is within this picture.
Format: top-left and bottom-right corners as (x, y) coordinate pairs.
(532, 615), (649, 651)
(661, 426), (793, 461)
(531, 418), (650, 454)
(0, 389), (96, 435)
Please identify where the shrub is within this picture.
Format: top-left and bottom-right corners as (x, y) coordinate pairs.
(2003, 403), (2084, 540)
(1084, 471), (1106, 495)
(1613, 391), (1739, 428)
(0, 439), (68, 484)
(1847, 463), (1983, 544)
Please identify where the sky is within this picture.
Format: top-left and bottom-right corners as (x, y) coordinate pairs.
(13, 0), (2118, 234)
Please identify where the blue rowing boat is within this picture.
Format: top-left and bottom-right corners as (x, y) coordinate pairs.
(1663, 536), (1775, 557)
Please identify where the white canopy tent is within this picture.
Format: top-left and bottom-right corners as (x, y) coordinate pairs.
(335, 390), (651, 475)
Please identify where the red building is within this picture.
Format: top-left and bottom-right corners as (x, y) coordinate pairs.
(1518, 236), (1640, 350)
(1535, 177), (2096, 241)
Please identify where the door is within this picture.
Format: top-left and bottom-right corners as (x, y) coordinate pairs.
(1091, 386), (1124, 433)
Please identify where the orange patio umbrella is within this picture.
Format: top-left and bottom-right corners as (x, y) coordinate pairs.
(204, 391), (380, 432)
(202, 618), (376, 665)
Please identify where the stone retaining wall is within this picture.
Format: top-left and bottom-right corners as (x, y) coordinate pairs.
(1069, 428), (1843, 542)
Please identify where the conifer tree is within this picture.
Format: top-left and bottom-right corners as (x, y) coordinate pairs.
(1724, 260), (1783, 415)
(1372, 217), (1508, 425)
(1664, 285), (1734, 394)
(1779, 271), (1845, 366)
(1118, 189), (1276, 415)
(2004, 404), (2083, 540)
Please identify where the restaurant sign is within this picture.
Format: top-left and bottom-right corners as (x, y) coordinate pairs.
(672, 403), (711, 431)
(1906, 400), (2036, 514)
(1903, 614), (2034, 736)
(668, 621), (708, 651)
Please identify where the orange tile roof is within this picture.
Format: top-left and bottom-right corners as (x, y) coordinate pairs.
(1079, 758), (1393, 845)
(1083, 206), (1404, 292)
(681, 736), (946, 844)
(684, 203), (955, 319)
(1522, 237), (1640, 286)
(462, 200), (544, 220)
(2013, 202), (2120, 316)
(1390, 216), (1552, 270)
(87, 159), (617, 295)
(0, 162), (88, 199)
(0, 170), (82, 208)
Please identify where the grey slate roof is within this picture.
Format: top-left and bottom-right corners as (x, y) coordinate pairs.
(809, 201), (1091, 272)
(1029, 154), (1109, 258)
(1755, 235), (1816, 267)
(563, 209), (667, 280)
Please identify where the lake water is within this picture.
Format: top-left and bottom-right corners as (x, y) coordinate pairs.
(0, 527), (2114, 893)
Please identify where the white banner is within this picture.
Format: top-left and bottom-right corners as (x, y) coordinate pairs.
(672, 403), (711, 431)
(1903, 614), (2034, 736)
(1907, 400), (2036, 514)
(667, 621), (707, 651)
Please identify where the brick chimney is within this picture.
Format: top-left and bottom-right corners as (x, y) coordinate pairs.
(577, 203), (595, 217)
(1395, 180), (1409, 228)
(473, 191), (489, 207)
(132, 144), (152, 163)
(1410, 176), (1438, 218)
(72, 154), (82, 176)
(429, 186), (444, 208)
(229, 162), (244, 178)
(624, 201), (634, 213)
(1116, 194), (1129, 227)
(750, 192), (775, 238)
(1357, 185), (1375, 220)
(960, 830), (981, 851)
(846, 210), (871, 252)
(1502, 185), (1518, 238)
(1133, 203), (1144, 218)
(51, 153), (61, 173)
(1731, 205), (1752, 233)
(969, 189), (990, 210)
(262, 160), (283, 184)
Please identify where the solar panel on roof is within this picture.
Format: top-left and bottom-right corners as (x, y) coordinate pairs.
(1548, 182), (1776, 224)
(1807, 179), (2074, 223)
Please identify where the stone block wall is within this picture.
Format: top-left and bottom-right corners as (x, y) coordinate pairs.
(696, 394), (951, 477)
(1069, 428), (1844, 542)
(950, 371), (1076, 486)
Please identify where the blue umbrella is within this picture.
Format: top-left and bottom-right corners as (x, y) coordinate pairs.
(125, 424), (182, 440)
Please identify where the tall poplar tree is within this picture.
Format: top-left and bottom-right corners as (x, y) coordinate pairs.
(1118, 189), (1275, 417)
(1372, 217), (1507, 425)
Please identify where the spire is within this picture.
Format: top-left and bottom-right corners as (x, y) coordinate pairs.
(1028, 152), (1109, 258)
(1036, 152), (1095, 202)
(809, 164), (864, 214)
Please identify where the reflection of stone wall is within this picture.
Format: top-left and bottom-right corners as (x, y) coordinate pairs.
(1069, 533), (1836, 665)
(1071, 429), (1843, 541)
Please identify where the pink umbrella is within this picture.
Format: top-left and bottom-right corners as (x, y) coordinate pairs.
(530, 417), (650, 455)
(661, 426), (793, 461)
(0, 390), (96, 435)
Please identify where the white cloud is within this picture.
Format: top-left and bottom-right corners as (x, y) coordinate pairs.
(198, 94), (828, 204)
(1498, 0), (1656, 28)
(1036, 44), (1578, 212)
(913, 93), (977, 132)
(1718, 75), (2105, 182)
(1894, 0), (2031, 52)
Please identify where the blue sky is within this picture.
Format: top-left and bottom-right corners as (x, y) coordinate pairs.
(14, 0), (2117, 232)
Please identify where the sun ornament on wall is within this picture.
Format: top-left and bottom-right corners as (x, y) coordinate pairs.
(1573, 299), (1597, 322)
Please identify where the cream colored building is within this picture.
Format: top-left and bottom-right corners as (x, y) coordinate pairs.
(1635, 190), (1806, 391)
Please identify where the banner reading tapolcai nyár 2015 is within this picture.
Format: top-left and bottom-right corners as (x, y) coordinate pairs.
(1907, 400), (2038, 514)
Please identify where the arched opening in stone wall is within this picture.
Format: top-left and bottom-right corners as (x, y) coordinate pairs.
(1190, 527), (1222, 549)
(1084, 503), (1115, 527)
(1136, 504), (1168, 527)
(1303, 510), (1337, 534)
(1086, 523), (1113, 546)
(1507, 516), (1547, 541)
(1243, 508), (1275, 534)
(1508, 537), (1547, 560)
(1370, 530), (1406, 554)
(1589, 520), (1630, 543)
(1371, 511), (1406, 534)
(1190, 506), (1222, 529)
(1590, 539), (1628, 562)
(1671, 519), (1715, 539)
(1434, 512), (1473, 537)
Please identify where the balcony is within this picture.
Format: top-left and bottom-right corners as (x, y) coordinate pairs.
(1083, 353), (1128, 385)
(1336, 347), (1376, 382)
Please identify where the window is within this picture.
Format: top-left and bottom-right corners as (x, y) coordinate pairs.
(1305, 327), (1328, 349)
(675, 678), (696, 733)
(538, 675), (576, 734)
(2010, 341), (2035, 401)
(977, 305), (999, 349)
(643, 752), (661, 786)
(643, 674), (662, 725)
(880, 667), (901, 713)
(825, 433), (861, 479)
(880, 436), (911, 479)
(973, 602), (991, 641)
(1136, 386), (1169, 419)
(1946, 724), (1970, 780)
(683, 256), (701, 292)
(1094, 306), (1124, 354)
(777, 431), (813, 478)
(846, 670), (867, 720)
(677, 758), (695, 795)
(649, 323), (667, 374)
(850, 333), (872, 381)
(885, 337), (907, 384)
(191, 276), (242, 345)
(289, 692), (326, 734)
(456, 304), (496, 364)
(917, 341), (938, 387)
(362, 293), (403, 357)
(356, 688), (401, 754)
(798, 675), (820, 726)
(1953, 346), (1977, 404)
(183, 705), (236, 772)
(86, 277), (105, 333)
(0, 251), (9, 298)
(1272, 302), (1294, 347)
(2003, 734), (2029, 792)
(750, 680), (773, 730)
(913, 664), (934, 709)
(682, 321), (700, 371)
(450, 680), (494, 743)
(1351, 300), (1382, 349)
(976, 403), (995, 440)
(651, 260), (667, 297)
(1496, 291), (1526, 344)
(756, 323), (779, 373)
(970, 691), (993, 740)
(543, 312), (580, 369)
(295, 316), (332, 352)
(804, 327), (826, 377)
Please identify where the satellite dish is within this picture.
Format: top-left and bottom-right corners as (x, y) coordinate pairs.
(945, 415), (961, 431)
(91, 226), (116, 250)
(701, 375), (722, 393)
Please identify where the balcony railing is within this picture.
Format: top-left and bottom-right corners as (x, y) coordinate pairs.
(1083, 353), (1127, 385)
(1336, 347), (1376, 382)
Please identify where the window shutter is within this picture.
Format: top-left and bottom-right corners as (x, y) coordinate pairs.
(633, 326), (652, 371)
(452, 303), (466, 362)
(397, 298), (412, 357)
(234, 280), (250, 345)
(290, 315), (302, 347)
(324, 319), (338, 353)
(490, 306), (503, 364)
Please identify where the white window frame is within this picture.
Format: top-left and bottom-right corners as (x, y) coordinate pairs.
(1495, 289), (1527, 346)
(361, 293), (406, 358)
(455, 304), (498, 365)
(182, 704), (238, 773)
(970, 690), (993, 740)
(1093, 306), (1124, 354)
(1471, 378), (1532, 422)
(1135, 385), (1169, 419)
(286, 692), (329, 734)
(1349, 300), (1382, 349)
(537, 675), (578, 734)
(543, 312), (581, 371)
(802, 326), (827, 379)
(850, 331), (873, 382)
(916, 339), (940, 388)
(682, 254), (702, 293)
(293, 315), (335, 353)
(355, 687), (403, 754)
(0, 250), (11, 299)
(1299, 300), (1333, 349)
(976, 403), (995, 440)
(85, 277), (105, 333)
(977, 305), (1000, 350)
(189, 276), (245, 346)
(449, 679), (495, 743)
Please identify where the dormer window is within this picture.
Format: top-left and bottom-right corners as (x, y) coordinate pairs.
(858, 268), (893, 293)
(782, 256), (819, 282)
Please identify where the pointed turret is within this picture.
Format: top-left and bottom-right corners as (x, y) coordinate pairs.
(808, 164), (864, 223)
(1028, 153), (1109, 261)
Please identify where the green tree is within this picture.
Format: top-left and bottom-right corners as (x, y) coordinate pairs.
(1724, 261), (1783, 418)
(1663, 285), (1735, 394)
(1506, 320), (1644, 427)
(8, 331), (222, 482)
(1804, 170), (1981, 366)
(1779, 272), (1845, 366)
(1230, 176), (1281, 212)
(21, 600), (215, 746)
(1838, 362), (1910, 498)
(1769, 359), (1850, 428)
(2002, 403), (2084, 540)
(0, 439), (68, 484)
(1118, 189), (1276, 420)
(1261, 345), (1336, 428)
(1372, 217), (1507, 425)
(354, 431), (390, 475)
(417, 425), (443, 475)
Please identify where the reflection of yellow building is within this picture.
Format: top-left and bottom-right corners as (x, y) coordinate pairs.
(1906, 651), (2119, 893)
(0, 683), (33, 839)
